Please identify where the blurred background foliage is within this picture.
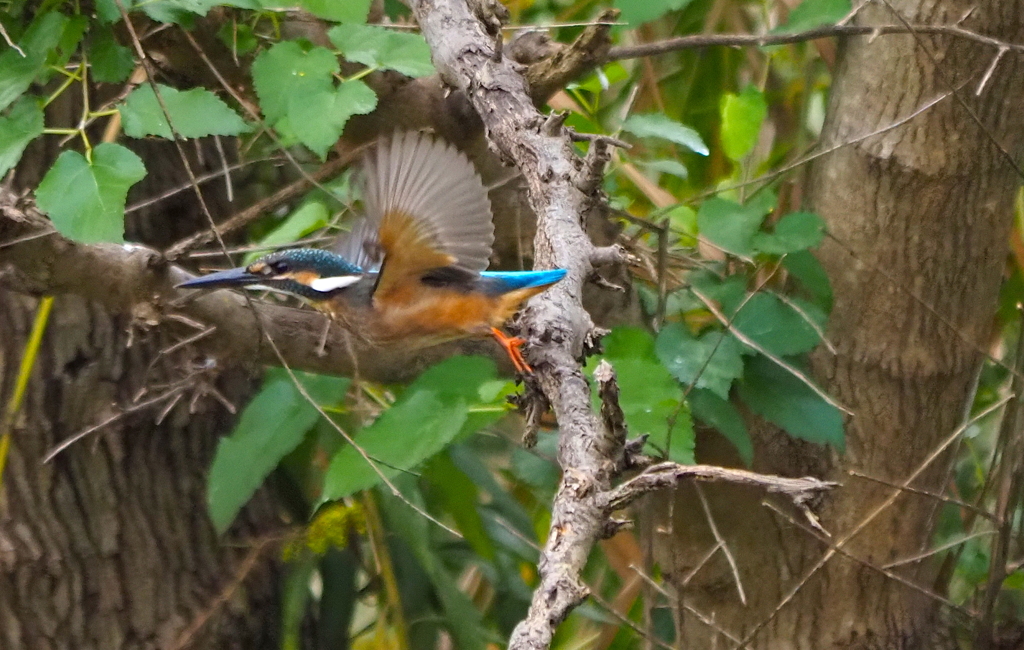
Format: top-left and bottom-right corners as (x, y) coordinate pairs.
(1, 0), (1023, 646)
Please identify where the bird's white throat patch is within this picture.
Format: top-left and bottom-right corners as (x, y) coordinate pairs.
(309, 275), (362, 292)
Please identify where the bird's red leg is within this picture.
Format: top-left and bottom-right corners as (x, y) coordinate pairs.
(491, 327), (532, 374)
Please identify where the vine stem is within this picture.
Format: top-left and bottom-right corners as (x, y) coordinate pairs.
(0, 295), (54, 485)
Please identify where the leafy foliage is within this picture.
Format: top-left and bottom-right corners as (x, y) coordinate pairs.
(252, 41), (377, 159)
(321, 356), (509, 501)
(594, 328), (695, 464)
(119, 84), (251, 138)
(328, 24), (435, 77)
(207, 370), (350, 533)
(0, 96), (43, 178)
(35, 143), (146, 243)
(621, 112), (709, 155)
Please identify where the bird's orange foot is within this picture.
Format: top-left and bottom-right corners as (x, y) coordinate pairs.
(491, 327), (533, 374)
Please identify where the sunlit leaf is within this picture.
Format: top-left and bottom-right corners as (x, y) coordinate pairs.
(253, 41), (377, 159)
(689, 388), (752, 465)
(207, 370), (350, 534)
(36, 143), (146, 243)
(752, 212), (825, 254)
(720, 85), (767, 161)
(622, 113), (709, 155)
(119, 84), (251, 139)
(0, 96), (44, 178)
(328, 24), (434, 77)
(737, 354), (844, 449)
(655, 323), (744, 399)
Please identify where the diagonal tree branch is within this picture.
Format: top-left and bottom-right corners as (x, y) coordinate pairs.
(0, 190), (502, 383)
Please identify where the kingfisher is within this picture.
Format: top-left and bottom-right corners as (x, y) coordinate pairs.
(178, 131), (566, 373)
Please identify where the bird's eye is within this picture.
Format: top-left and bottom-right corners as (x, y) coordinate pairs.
(270, 261), (289, 274)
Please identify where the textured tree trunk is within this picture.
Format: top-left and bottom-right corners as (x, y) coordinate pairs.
(655, 1), (1024, 648)
(0, 123), (282, 646)
(0, 291), (282, 650)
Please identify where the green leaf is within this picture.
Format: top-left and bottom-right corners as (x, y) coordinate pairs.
(689, 388), (752, 465)
(737, 354), (844, 449)
(321, 357), (502, 501)
(655, 323), (743, 399)
(720, 86), (767, 161)
(0, 96), (44, 178)
(126, 0), (258, 23)
(207, 370), (350, 533)
(36, 143), (146, 243)
(328, 24), (435, 77)
(773, 0), (851, 33)
(217, 21), (258, 56)
(281, 558), (316, 650)
(664, 204), (697, 237)
(89, 28), (135, 84)
(290, 79), (377, 159)
(243, 201), (329, 264)
(696, 197), (770, 257)
(595, 328), (695, 463)
(301, 0), (371, 23)
(379, 478), (492, 650)
(784, 250), (833, 312)
(119, 84), (251, 139)
(0, 12), (69, 113)
(252, 42), (377, 159)
(622, 113), (709, 156)
(615, 0), (694, 25)
(639, 158), (689, 180)
(730, 291), (826, 357)
(752, 211), (825, 254)
(422, 453), (495, 561)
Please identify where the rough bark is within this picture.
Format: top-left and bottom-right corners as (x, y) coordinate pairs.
(1, 132), (284, 647)
(656, 1), (1024, 648)
(0, 293), (281, 650)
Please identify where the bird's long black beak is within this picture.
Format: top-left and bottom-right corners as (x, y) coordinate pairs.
(177, 266), (263, 289)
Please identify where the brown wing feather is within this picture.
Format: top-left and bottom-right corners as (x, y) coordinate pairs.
(362, 132), (494, 308)
(374, 211), (456, 305)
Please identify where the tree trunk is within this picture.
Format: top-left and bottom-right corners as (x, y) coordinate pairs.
(0, 126), (283, 647)
(655, 1), (1024, 647)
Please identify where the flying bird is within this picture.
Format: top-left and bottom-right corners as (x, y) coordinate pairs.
(178, 131), (566, 373)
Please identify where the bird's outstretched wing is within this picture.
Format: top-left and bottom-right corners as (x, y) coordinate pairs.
(332, 215), (381, 272)
(357, 131), (494, 304)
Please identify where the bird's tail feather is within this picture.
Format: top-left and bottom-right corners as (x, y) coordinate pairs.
(481, 269), (568, 292)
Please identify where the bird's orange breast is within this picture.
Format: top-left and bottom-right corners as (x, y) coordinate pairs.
(321, 282), (551, 349)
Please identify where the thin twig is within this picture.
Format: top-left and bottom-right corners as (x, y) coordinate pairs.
(695, 484), (746, 605)
(605, 23), (1024, 62)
